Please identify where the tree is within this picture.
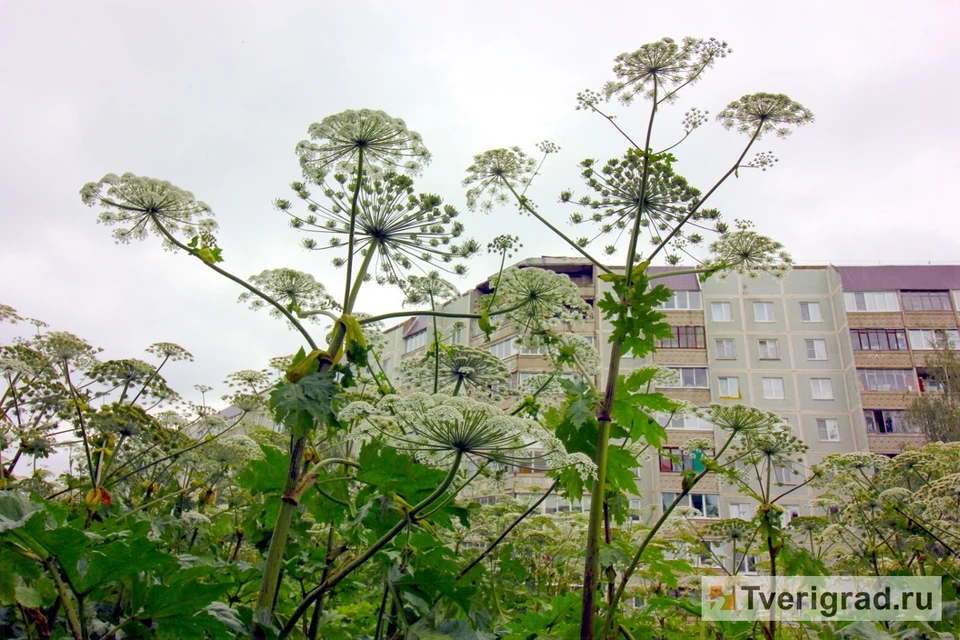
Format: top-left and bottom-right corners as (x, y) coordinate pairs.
(907, 333), (960, 442)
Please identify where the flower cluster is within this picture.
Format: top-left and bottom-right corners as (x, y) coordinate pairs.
(563, 150), (719, 263)
(399, 345), (511, 398)
(486, 234), (523, 259)
(701, 220), (793, 279)
(402, 271), (461, 308)
(280, 171), (478, 286)
(342, 393), (597, 481)
(79, 173), (217, 247)
(601, 37), (733, 105)
(145, 342), (194, 362)
(0, 304), (23, 324)
(482, 268), (592, 343)
(717, 93), (815, 139)
(238, 268), (339, 321)
(462, 147), (538, 213)
(295, 109), (431, 177)
(544, 332), (600, 374)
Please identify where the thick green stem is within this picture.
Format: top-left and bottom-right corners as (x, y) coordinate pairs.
(581, 81), (659, 640)
(343, 148), (365, 307)
(42, 558), (83, 640)
(278, 451), (464, 639)
(359, 298), (529, 326)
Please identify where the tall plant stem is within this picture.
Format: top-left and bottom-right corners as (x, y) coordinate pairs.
(343, 148), (365, 308)
(42, 558), (83, 640)
(599, 433), (736, 638)
(62, 361), (96, 486)
(278, 451), (464, 639)
(580, 80), (659, 640)
(504, 182), (611, 274)
(457, 480), (559, 579)
(150, 221), (319, 350)
(359, 298), (529, 326)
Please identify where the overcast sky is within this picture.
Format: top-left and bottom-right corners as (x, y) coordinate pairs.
(2, 1), (958, 410)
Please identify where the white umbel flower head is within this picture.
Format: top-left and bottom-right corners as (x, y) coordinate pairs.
(79, 173), (217, 247)
(484, 268), (592, 342)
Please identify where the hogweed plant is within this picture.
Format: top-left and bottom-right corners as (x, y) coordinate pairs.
(17, 35), (823, 640)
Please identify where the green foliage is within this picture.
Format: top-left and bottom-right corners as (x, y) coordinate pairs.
(597, 266), (674, 358)
(269, 366), (339, 435)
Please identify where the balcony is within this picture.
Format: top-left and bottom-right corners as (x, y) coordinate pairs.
(653, 350), (708, 366)
(660, 388), (712, 405)
(867, 433), (927, 454)
(859, 390), (917, 409)
(658, 474), (719, 493)
(902, 311), (959, 328)
(659, 309), (705, 325)
(853, 351), (913, 368)
(846, 312), (903, 329)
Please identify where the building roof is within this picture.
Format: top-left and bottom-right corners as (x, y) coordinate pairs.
(834, 265), (960, 291)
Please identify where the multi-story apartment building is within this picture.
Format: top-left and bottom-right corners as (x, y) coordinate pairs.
(378, 258), (960, 541)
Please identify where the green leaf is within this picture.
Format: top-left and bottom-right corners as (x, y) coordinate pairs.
(0, 492), (44, 533)
(610, 369), (681, 450)
(237, 444), (289, 495)
(269, 370), (339, 436)
(142, 569), (228, 619)
(597, 267), (673, 359)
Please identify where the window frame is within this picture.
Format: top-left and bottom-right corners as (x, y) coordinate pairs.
(810, 377), (834, 400)
(857, 369), (916, 392)
(656, 326), (706, 349)
(403, 329), (429, 353)
(901, 290), (953, 312)
(758, 339), (781, 360)
(816, 418), (841, 441)
(908, 328), (960, 350)
(850, 329), (908, 351)
(718, 376), (741, 399)
(661, 367), (709, 389)
(753, 302), (776, 323)
(799, 301), (823, 323)
(844, 291), (899, 312)
(805, 338), (828, 360)
(714, 338), (736, 359)
(659, 290), (703, 310)
(711, 301), (732, 322)
(762, 377), (785, 400)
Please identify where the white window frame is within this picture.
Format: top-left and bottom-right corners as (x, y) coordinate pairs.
(659, 290), (702, 310)
(773, 461), (798, 485)
(762, 377), (785, 400)
(718, 377), (741, 399)
(844, 291), (899, 312)
(715, 339), (736, 359)
(908, 329), (960, 350)
(800, 301), (822, 323)
(810, 378), (834, 400)
(403, 329), (429, 353)
(805, 339), (828, 360)
(711, 302), (732, 322)
(758, 339), (780, 360)
(816, 418), (841, 442)
(661, 367), (709, 389)
(857, 369), (916, 392)
(729, 503), (754, 520)
(485, 339), (516, 359)
(753, 302), (775, 323)
(381, 358), (392, 374)
(781, 505), (801, 526)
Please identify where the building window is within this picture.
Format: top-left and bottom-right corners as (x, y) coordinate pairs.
(659, 290), (702, 310)
(817, 418), (841, 441)
(656, 326), (706, 349)
(471, 318), (483, 337)
(735, 552), (758, 574)
(844, 291), (899, 312)
(381, 358), (392, 374)
(659, 413), (714, 430)
(864, 409), (917, 434)
(758, 339), (780, 360)
(908, 329), (960, 350)
(850, 329), (908, 351)
(800, 302), (822, 322)
(805, 339), (828, 360)
(773, 461), (798, 485)
(901, 290), (953, 312)
(450, 326), (463, 344)
(762, 377), (785, 399)
(518, 344), (546, 355)
(661, 367), (709, 388)
(661, 492), (720, 518)
(810, 378), (834, 400)
(629, 498), (642, 523)
(658, 447), (711, 473)
(711, 302), (732, 322)
(404, 329), (428, 353)
(729, 503), (754, 520)
(715, 339), (736, 359)
(485, 339), (516, 359)
(718, 377), (741, 399)
(857, 369), (916, 392)
(782, 505), (801, 526)
(753, 302), (775, 323)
